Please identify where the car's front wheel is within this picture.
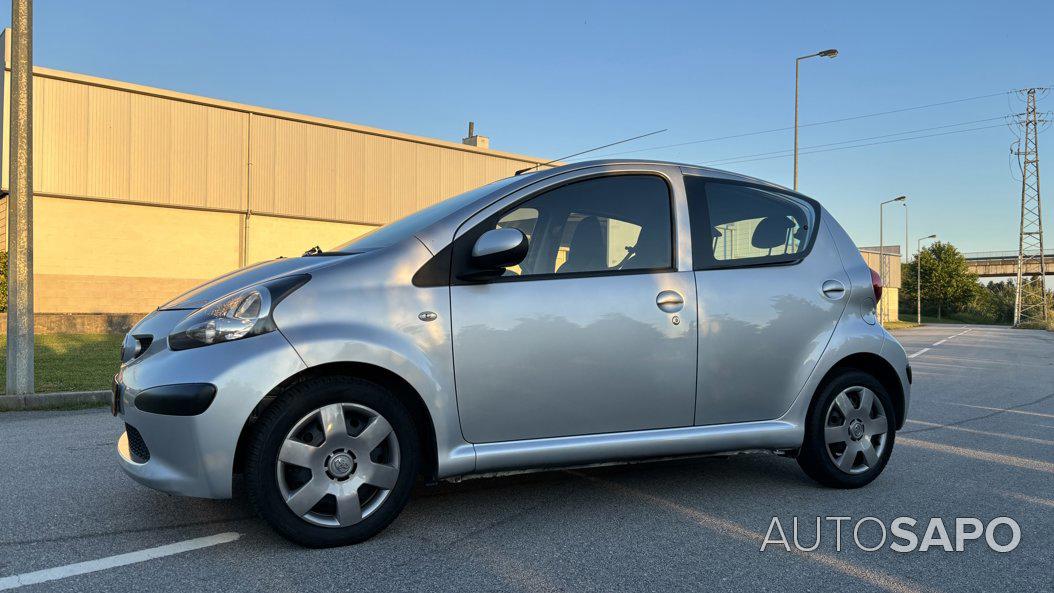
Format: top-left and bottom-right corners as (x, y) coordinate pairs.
(797, 370), (895, 488)
(246, 376), (419, 547)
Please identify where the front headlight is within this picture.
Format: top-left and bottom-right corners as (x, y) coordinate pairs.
(168, 275), (309, 350)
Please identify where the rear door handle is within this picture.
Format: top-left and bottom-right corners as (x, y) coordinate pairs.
(656, 290), (684, 313)
(821, 280), (846, 300)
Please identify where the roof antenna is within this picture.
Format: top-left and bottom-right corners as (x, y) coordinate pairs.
(515, 128), (668, 175)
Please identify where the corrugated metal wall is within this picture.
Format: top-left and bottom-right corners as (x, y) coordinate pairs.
(24, 66), (548, 226)
(0, 29), (553, 313)
(32, 77), (249, 211)
(860, 249), (902, 322)
(246, 114), (530, 225)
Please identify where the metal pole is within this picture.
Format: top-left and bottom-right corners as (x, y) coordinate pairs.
(916, 235), (936, 325)
(793, 58), (800, 191)
(879, 205), (884, 324)
(791, 50), (836, 191)
(878, 196), (907, 325)
(917, 242), (922, 325)
(904, 203), (908, 264)
(1014, 112), (1028, 326)
(1033, 93), (1047, 323)
(6, 0), (34, 396)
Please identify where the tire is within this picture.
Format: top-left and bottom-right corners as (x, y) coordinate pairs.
(246, 376), (419, 547)
(797, 370), (896, 488)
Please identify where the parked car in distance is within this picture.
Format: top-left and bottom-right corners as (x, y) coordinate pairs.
(113, 160), (910, 547)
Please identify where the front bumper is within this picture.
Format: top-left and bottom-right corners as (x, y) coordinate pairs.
(116, 328), (306, 499)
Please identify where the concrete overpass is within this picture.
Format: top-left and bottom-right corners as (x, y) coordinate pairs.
(963, 250), (1054, 277)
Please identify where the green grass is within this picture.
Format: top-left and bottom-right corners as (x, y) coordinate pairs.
(913, 314), (1010, 326)
(883, 320), (921, 330)
(0, 334), (121, 394)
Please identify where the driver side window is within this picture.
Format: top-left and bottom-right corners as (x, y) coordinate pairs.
(489, 175), (673, 278)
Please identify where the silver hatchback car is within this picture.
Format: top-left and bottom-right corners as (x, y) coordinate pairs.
(114, 159), (910, 547)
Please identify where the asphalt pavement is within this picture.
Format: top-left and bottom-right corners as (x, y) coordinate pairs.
(1, 324), (1051, 592)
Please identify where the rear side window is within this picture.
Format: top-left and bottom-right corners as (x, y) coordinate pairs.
(685, 177), (816, 269)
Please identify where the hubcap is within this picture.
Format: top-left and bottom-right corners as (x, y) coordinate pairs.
(823, 386), (889, 475)
(276, 402), (400, 528)
(848, 419), (865, 440)
(326, 450), (356, 479)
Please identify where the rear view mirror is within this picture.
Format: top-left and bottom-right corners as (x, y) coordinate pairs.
(462, 228), (528, 280)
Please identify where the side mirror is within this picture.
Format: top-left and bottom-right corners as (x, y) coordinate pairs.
(462, 228), (529, 280)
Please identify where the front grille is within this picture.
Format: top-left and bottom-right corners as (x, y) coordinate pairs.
(125, 423), (150, 463)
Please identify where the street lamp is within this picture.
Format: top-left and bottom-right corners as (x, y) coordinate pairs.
(916, 234), (938, 325)
(794, 48), (838, 191)
(879, 195), (907, 324)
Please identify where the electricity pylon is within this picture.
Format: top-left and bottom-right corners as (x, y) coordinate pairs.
(1012, 88), (1048, 326)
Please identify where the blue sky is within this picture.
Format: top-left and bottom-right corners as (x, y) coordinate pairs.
(4, 0), (1052, 254)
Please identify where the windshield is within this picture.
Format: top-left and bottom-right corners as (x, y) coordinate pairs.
(333, 175), (526, 252)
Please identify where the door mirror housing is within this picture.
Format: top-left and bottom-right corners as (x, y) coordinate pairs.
(462, 228), (529, 280)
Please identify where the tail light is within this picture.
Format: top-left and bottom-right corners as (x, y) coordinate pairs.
(869, 267), (883, 302)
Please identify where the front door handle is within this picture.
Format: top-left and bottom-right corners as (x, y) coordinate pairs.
(656, 290), (684, 313)
(821, 279), (846, 300)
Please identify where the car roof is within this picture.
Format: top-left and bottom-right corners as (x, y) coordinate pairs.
(411, 158), (806, 254)
(530, 159), (793, 192)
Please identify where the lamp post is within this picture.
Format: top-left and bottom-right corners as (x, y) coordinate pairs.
(904, 201), (909, 264)
(879, 195), (907, 324)
(7, 0), (34, 396)
(916, 234), (937, 325)
(793, 48), (838, 191)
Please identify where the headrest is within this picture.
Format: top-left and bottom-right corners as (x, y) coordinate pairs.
(751, 217), (794, 250)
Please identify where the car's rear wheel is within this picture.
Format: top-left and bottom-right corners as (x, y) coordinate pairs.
(797, 370), (895, 488)
(246, 376), (419, 547)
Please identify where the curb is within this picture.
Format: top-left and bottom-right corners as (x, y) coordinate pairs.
(0, 390), (110, 412)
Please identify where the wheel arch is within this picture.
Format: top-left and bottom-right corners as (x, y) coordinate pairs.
(233, 362), (440, 481)
(816, 352), (906, 430)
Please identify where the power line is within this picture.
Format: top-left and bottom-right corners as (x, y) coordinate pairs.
(698, 115), (1013, 164)
(707, 123), (1008, 166)
(518, 127), (666, 173)
(1007, 111), (1054, 183)
(591, 89), (1014, 159)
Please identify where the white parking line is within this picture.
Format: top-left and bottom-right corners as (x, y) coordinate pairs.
(1001, 492), (1054, 508)
(908, 348), (930, 359)
(911, 360), (989, 371)
(0, 532), (241, 591)
(907, 328), (973, 359)
(905, 419), (1054, 446)
(1021, 421), (1054, 430)
(575, 472), (937, 593)
(944, 402), (1054, 419)
(924, 353), (1048, 368)
(899, 438), (1054, 474)
(941, 328), (973, 341)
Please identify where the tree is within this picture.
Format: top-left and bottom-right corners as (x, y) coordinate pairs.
(901, 242), (978, 321)
(967, 280), (1016, 325)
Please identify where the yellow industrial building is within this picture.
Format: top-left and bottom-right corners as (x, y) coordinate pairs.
(0, 30), (551, 316)
(0, 28), (900, 323)
(860, 247), (902, 322)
